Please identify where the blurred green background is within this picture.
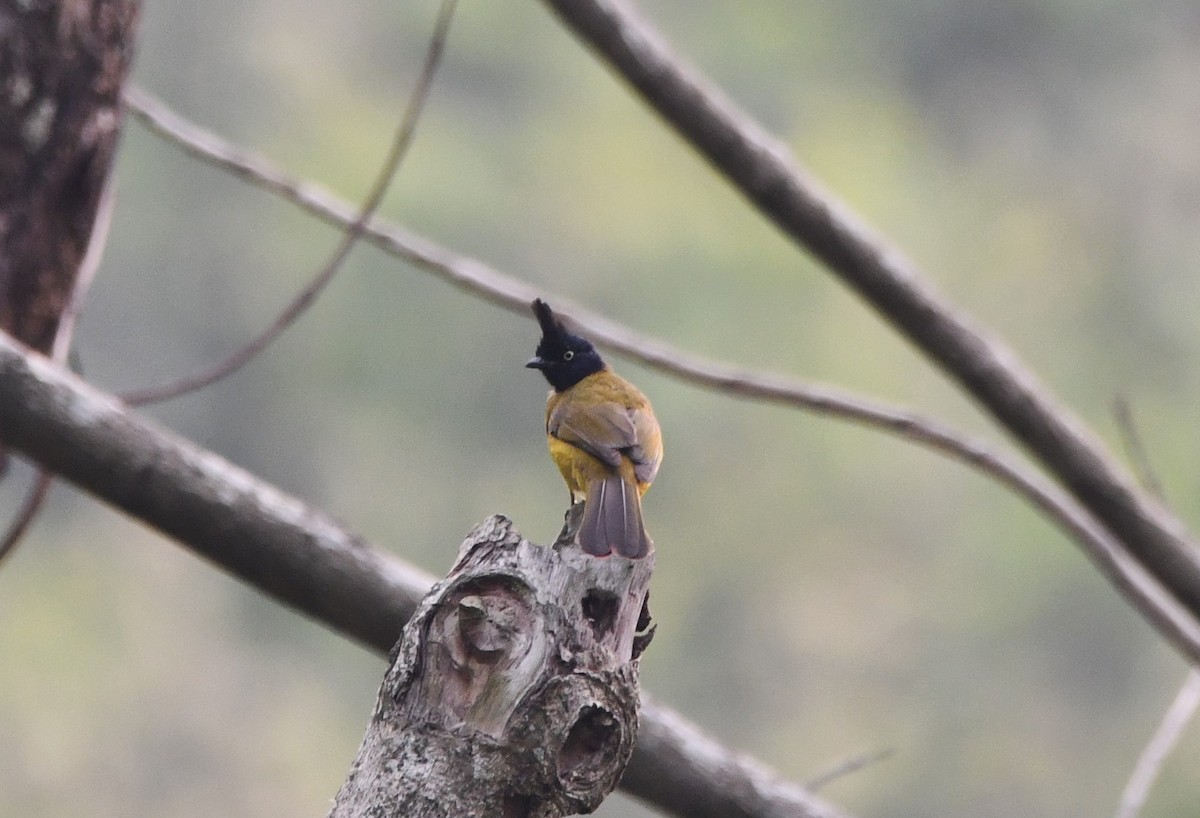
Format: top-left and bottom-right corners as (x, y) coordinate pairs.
(3, 0), (1200, 816)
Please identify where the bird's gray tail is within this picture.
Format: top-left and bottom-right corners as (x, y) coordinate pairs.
(579, 474), (651, 559)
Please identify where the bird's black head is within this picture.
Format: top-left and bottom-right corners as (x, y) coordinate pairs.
(525, 299), (605, 392)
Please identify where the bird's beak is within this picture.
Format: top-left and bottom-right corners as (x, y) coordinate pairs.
(525, 357), (545, 370)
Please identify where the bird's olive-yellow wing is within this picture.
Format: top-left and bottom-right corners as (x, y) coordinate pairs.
(548, 400), (661, 486)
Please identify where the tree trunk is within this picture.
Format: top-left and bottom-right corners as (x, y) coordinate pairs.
(0, 0), (140, 475)
(0, 0), (138, 351)
(329, 514), (654, 818)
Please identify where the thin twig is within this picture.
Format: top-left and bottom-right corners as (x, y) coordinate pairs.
(1111, 397), (1196, 818)
(0, 471), (56, 563)
(1116, 669), (1200, 818)
(0, 177), (114, 564)
(1113, 396), (1165, 501)
(120, 89), (1200, 666)
(120, 0), (457, 406)
(805, 747), (894, 792)
(50, 180), (112, 366)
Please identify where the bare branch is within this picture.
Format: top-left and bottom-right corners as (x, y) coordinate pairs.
(1116, 669), (1200, 818)
(628, 697), (851, 818)
(119, 90), (1200, 666)
(534, 0), (1200, 622)
(120, 0), (457, 406)
(0, 334), (845, 818)
(0, 331), (433, 649)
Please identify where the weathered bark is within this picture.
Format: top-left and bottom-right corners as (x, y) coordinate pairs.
(329, 514), (654, 818)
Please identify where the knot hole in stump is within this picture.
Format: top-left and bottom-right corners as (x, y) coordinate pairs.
(458, 593), (515, 660)
(581, 589), (618, 640)
(408, 576), (539, 733)
(557, 704), (620, 786)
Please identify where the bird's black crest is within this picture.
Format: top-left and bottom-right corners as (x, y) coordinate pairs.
(527, 299), (605, 391)
(532, 298), (561, 338)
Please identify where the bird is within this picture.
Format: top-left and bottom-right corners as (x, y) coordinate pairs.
(525, 299), (662, 559)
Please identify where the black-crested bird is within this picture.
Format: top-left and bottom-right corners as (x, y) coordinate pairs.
(525, 299), (662, 558)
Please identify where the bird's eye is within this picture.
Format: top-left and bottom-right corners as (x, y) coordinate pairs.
(563, 350), (575, 361)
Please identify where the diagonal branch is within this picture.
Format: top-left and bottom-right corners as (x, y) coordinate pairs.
(120, 0), (457, 406)
(629, 698), (852, 818)
(534, 0), (1200, 626)
(119, 89), (1200, 666)
(0, 334), (846, 818)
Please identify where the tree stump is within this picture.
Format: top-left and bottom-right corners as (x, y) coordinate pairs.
(328, 514), (655, 817)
